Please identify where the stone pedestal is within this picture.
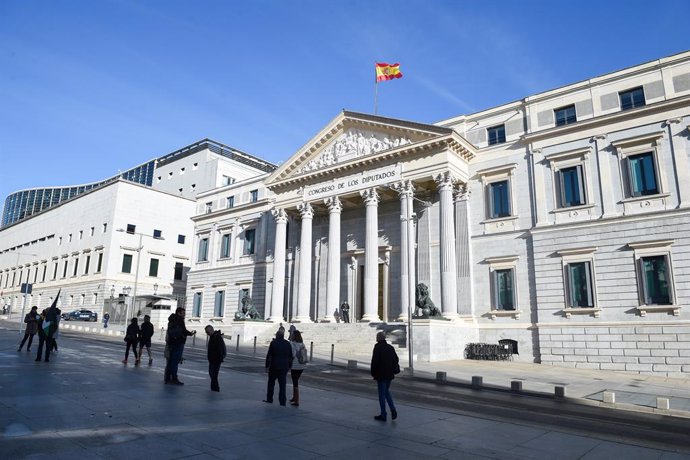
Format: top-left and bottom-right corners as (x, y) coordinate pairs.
(410, 319), (479, 362)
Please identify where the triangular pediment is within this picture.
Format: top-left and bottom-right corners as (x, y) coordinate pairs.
(265, 111), (453, 186)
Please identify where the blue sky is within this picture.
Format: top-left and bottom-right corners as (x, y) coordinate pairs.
(1, 0), (689, 204)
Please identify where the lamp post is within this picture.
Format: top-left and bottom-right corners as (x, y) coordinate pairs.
(15, 251), (37, 332)
(117, 229), (164, 322)
(122, 286), (131, 322)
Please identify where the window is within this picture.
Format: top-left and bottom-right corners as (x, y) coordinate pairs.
(627, 152), (658, 196)
(180, 167), (185, 175)
(62, 260), (68, 278)
(96, 253), (103, 272)
(250, 190), (259, 202)
(103, 223), (107, 233)
(191, 184), (196, 191)
(565, 262), (594, 307)
(41, 265), (47, 282)
(178, 234), (186, 244)
(629, 240), (678, 316)
(555, 104), (576, 126)
(122, 254), (133, 273)
(90, 227), (94, 237)
(221, 234), (231, 258)
(488, 180), (511, 218)
(222, 175), (234, 186)
(484, 255), (520, 319)
(619, 87), (645, 111)
(492, 269), (515, 310)
(53, 262), (58, 280)
(198, 238), (209, 262)
(226, 196), (235, 209)
(192, 162), (198, 170)
(149, 258), (159, 277)
(68, 234), (73, 242)
(59, 237), (62, 245)
(33, 267), (38, 283)
(487, 124), (506, 145)
(153, 229), (162, 239)
(84, 255), (90, 275)
(557, 165), (586, 207)
(174, 262), (183, 281)
(192, 292), (202, 317)
(126, 224), (136, 234)
(205, 202), (213, 214)
(640, 255), (672, 305)
(244, 229), (256, 255)
(79, 230), (83, 240)
(214, 290), (225, 317)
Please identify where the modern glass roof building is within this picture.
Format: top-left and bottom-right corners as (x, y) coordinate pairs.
(1, 139), (276, 228)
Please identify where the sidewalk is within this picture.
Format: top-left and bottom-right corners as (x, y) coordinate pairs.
(7, 315), (690, 418)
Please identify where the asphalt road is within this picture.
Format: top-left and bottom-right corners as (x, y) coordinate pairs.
(2, 327), (689, 459)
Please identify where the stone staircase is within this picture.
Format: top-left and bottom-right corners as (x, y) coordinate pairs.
(254, 322), (408, 360)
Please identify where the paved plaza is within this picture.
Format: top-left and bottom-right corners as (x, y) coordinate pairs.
(1, 323), (690, 459)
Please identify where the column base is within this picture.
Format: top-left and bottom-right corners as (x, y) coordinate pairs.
(440, 312), (460, 321)
(360, 313), (382, 323)
(291, 316), (313, 323)
(265, 316), (285, 323)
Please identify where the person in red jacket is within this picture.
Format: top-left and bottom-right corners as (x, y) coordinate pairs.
(370, 331), (399, 421)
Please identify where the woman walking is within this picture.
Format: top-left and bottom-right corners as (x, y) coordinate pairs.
(370, 331), (399, 421)
(18, 306), (39, 352)
(289, 330), (308, 406)
(123, 317), (140, 365)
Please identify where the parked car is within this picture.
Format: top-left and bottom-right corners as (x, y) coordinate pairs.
(61, 309), (98, 322)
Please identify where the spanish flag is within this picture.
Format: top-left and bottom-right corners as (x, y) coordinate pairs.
(375, 63), (403, 82)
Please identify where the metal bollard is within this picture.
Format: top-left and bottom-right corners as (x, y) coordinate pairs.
(253, 336), (257, 354)
(555, 386), (566, 398)
(236, 335), (240, 352)
(310, 341), (314, 362)
(471, 376), (483, 389)
(192, 332), (196, 347)
(330, 344), (334, 364)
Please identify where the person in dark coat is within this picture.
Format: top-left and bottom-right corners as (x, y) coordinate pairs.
(123, 317), (140, 365)
(340, 301), (350, 323)
(138, 315), (155, 365)
(164, 307), (195, 385)
(18, 306), (39, 352)
(370, 331), (399, 421)
(36, 301), (60, 363)
(263, 327), (293, 406)
(205, 325), (226, 392)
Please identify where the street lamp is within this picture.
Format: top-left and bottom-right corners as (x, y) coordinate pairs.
(116, 229), (164, 322)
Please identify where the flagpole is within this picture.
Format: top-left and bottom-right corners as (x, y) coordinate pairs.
(374, 62), (379, 115)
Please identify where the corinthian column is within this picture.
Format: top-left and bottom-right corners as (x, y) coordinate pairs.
(295, 203), (314, 322)
(393, 180), (415, 321)
(435, 172), (458, 318)
(268, 209), (288, 322)
(360, 188), (380, 322)
(324, 196), (342, 322)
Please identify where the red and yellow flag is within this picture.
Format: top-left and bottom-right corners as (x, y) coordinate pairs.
(375, 62), (403, 82)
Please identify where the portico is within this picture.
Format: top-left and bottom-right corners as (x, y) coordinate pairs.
(264, 111), (475, 324)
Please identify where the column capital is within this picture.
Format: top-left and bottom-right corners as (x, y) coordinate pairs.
(453, 183), (471, 202)
(434, 171), (456, 191)
(360, 188), (379, 205)
(271, 208), (289, 224)
(392, 180), (415, 199)
(324, 196), (342, 213)
(297, 203), (314, 219)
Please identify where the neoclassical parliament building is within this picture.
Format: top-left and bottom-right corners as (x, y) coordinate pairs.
(3, 51), (690, 375)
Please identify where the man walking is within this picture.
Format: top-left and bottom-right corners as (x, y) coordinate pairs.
(164, 307), (195, 385)
(138, 315), (154, 365)
(370, 331), (399, 421)
(205, 325), (226, 392)
(263, 328), (292, 406)
(18, 306), (39, 352)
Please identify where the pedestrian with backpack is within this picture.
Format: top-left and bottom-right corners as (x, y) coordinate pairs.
(289, 330), (308, 406)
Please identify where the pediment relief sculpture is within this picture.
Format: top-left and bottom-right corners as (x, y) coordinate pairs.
(299, 129), (412, 174)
